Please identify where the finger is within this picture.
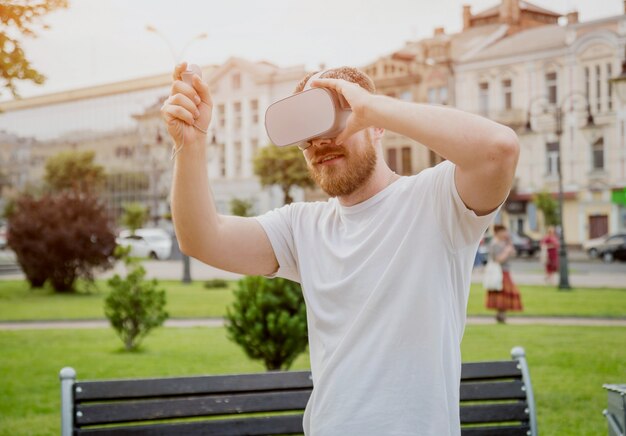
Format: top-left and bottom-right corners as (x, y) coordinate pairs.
(310, 78), (346, 92)
(163, 104), (195, 126)
(335, 120), (363, 145)
(169, 93), (199, 118)
(192, 74), (212, 107)
(171, 80), (201, 106)
(172, 62), (187, 81)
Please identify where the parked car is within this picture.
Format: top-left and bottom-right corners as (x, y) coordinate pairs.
(0, 225), (7, 249)
(582, 233), (626, 258)
(116, 228), (173, 260)
(596, 235), (626, 263)
(510, 232), (540, 257)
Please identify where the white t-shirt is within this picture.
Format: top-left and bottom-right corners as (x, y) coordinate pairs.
(255, 160), (498, 436)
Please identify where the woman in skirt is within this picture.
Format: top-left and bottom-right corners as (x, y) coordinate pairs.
(485, 225), (523, 323)
(541, 226), (560, 284)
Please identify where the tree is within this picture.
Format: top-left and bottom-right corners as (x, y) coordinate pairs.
(105, 247), (168, 351)
(226, 276), (308, 371)
(253, 144), (314, 204)
(533, 191), (559, 227)
(121, 202), (147, 235)
(230, 198), (253, 217)
(7, 191), (116, 291)
(0, 0), (69, 99)
(44, 150), (106, 193)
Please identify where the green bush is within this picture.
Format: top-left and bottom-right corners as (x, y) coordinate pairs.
(204, 279), (229, 289)
(226, 276), (308, 370)
(105, 249), (168, 351)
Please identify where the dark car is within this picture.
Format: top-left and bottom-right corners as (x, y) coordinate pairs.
(511, 232), (540, 257)
(599, 237), (626, 263)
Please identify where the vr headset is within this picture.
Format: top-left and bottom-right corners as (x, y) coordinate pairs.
(264, 70), (351, 149)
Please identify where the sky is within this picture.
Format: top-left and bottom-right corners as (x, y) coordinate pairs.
(5, 0), (624, 100)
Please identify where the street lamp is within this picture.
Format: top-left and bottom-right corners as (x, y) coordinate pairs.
(145, 24), (208, 64)
(526, 93), (595, 290)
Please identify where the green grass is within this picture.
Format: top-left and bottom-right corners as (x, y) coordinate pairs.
(1, 280), (624, 321)
(467, 284), (626, 318)
(0, 280), (234, 321)
(0, 325), (623, 435)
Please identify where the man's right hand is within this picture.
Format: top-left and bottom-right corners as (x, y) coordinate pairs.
(161, 62), (213, 147)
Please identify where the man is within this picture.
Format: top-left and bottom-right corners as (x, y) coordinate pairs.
(161, 63), (519, 435)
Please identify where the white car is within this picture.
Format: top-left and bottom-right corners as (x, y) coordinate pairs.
(116, 228), (173, 260)
(582, 233), (626, 258)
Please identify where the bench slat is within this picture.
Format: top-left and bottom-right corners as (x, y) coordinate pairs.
(461, 425), (530, 436)
(76, 391), (311, 426)
(460, 361), (521, 381)
(75, 371), (313, 401)
(460, 402), (529, 424)
(76, 414), (305, 435)
(460, 380), (526, 401)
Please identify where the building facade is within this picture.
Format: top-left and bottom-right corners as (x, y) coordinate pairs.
(455, 1), (626, 244)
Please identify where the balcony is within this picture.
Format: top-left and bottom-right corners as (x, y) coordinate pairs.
(492, 108), (526, 129)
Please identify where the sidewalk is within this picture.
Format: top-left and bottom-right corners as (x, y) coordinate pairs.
(1, 315), (625, 330)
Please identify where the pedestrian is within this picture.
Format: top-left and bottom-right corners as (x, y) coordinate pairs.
(161, 63), (519, 435)
(541, 225), (559, 284)
(485, 224), (523, 323)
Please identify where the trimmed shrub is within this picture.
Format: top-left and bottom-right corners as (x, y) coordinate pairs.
(204, 279), (229, 289)
(226, 276), (308, 371)
(105, 249), (168, 351)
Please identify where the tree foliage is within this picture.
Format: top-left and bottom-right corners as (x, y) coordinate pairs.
(230, 198), (253, 217)
(533, 191), (559, 227)
(226, 276), (308, 371)
(121, 202), (147, 235)
(105, 247), (169, 351)
(0, 0), (69, 98)
(44, 150), (106, 193)
(7, 191), (116, 291)
(253, 144), (314, 204)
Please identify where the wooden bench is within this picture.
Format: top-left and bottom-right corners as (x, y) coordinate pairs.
(60, 346), (537, 435)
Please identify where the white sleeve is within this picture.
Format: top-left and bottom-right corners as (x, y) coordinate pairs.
(427, 160), (501, 251)
(254, 204), (301, 283)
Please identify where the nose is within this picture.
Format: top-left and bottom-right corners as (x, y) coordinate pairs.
(310, 137), (333, 148)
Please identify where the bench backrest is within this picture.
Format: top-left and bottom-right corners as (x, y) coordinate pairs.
(60, 346), (536, 436)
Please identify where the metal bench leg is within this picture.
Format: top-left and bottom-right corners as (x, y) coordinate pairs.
(60, 367), (76, 436)
(512, 347), (538, 436)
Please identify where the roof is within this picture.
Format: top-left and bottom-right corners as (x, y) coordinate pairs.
(473, 1), (561, 19)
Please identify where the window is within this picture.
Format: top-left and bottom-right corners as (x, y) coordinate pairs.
(387, 148), (398, 173)
(596, 65), (601, 112)
(234, 102), (242, 129)
(251, 139), (259, 160)
(546, 72), (557, 105)
(606, 64), (613, 110)
(439, 87), (448, 105)
(219, 143), (226, 177)
(232, 73), (241, 90)
(584, 67), (590, 101)
(592, 137), (604, 170)
(428, 88), (438, 104)
(400, 90), (412, 101)
(251, 99), (259, 124)
(234, 141), (242, 176)
(546, 142), (559, 177)
(479, 82), (489, 115)
(217, 104), (225, 128)
(401, 147), (412, 175)
(502, 79), (512, 110)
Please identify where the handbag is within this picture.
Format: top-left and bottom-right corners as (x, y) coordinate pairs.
(483, 260), (503, 291)
(539, 244), (548, 265)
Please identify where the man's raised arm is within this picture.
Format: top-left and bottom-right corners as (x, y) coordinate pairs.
(311, 79), (520, 216)
(162, 63), (278, 276)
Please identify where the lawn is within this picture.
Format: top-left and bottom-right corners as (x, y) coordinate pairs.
(0, 279), (625, 321)
(0, 325), (624, 435)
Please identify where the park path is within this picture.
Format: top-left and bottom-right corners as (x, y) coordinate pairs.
(1, 316), (625, 330)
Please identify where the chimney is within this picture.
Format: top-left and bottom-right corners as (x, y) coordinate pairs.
(500, 0), (520, 25)
(463, 5), (472, 30)
(434, 27), (445, 36)
(567, 11), (579, 24)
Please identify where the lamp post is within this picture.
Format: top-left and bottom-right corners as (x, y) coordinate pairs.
(526, 93), (595, 290)
(145, 25), (208, 64)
